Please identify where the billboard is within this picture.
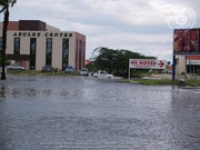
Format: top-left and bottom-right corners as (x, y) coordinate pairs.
(129, 59), (166, 69)
(174, 29), (200, 54)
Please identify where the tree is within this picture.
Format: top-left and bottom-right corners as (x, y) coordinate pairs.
(0, 53), (10, 65)
(0, 0), (16, 80)
(89, 47), (156, 77)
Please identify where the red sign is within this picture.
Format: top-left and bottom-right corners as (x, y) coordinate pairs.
(174, 29), (200, 54)
(129, 59), (166, 69)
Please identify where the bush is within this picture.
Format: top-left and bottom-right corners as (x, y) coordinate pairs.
(181, 72), (186, 75)
(196, 69), (200, 75)
(131, 70), (147, 78)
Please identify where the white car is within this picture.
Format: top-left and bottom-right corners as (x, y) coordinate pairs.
(80, 68), (89, 76)
(93, 70), (114, 79)
(64, 66), (74, 73)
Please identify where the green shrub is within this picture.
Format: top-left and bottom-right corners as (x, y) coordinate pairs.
(196, 69), (200, 75)
(181, 72), (186, 75)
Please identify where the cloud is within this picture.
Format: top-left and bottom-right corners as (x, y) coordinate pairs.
(6, 0), (200, 62)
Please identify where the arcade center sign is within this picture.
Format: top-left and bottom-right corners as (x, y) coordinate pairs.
(129, 59), (166, 69)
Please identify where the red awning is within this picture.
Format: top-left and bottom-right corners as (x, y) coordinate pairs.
(186, 55), (200, 60)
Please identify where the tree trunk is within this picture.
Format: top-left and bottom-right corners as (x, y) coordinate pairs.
(1, 8), (9, 80)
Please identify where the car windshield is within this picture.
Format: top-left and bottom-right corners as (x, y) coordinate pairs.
(100, 71), (107, 74)
(43, 65), (51, 68)
(66, 66), (73, 69)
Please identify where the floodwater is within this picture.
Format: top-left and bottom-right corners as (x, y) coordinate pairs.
(0, 75), (200, 150)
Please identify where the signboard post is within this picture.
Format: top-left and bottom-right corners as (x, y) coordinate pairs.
(128, 59), (166, 80)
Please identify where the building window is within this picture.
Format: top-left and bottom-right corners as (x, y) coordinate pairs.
(64, 33), (68, 37)
(0, 37), (2, 51)
(62, 38), (69, 70)
(23, 32), (27, 36)
(83, 41), (85, 66)
(79, 40), (83, 69)
(75, 39), (79, 69)
(46, 38), (52, 65)
(45, 33), (49, 37)
(30, 38), (37, 70)
(14, 38), (20, 55)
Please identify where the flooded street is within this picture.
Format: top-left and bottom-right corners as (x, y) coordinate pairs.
(0, 75), (200, 150)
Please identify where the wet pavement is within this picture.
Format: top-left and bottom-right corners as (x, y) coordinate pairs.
(0, 75), (200, 150)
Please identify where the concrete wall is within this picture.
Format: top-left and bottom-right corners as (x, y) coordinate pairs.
(176, 55), (186, 74)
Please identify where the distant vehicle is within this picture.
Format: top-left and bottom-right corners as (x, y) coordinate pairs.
(162, 69), (172, 74)
(7, 64), (25, 71)
(64, 66), (74, 73)
(93, 70), (114, 79)
(80, 68), (89, 76)
(41, 65), (54, 72)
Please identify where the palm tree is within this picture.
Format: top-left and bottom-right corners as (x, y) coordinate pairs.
(0, 0), (16, 80)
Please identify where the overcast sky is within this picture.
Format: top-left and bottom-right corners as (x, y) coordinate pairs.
(3, 0), (200, 61)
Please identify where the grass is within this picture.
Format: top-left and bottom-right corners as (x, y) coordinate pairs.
(129, 78), (200, 87)
(134, 79), (176, 85)
(185, 79), (200, 87)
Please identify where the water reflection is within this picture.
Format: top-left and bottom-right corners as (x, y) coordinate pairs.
(170, 89), (200, 149)
(0, 84), (6, 98)
(0, 87), (82, 99)
(0, 75), (200, 150)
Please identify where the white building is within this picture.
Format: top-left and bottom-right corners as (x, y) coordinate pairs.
(176, 55), (200, 74)
(0, 20), (86, 71)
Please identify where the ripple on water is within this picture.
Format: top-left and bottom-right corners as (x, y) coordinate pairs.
(0, 76), (200, 150)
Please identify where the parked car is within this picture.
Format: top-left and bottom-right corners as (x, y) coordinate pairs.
(7, 64), (25, 71)
(41, 65), (55, 72)
(80, 68), (89, 76)
(93, 70), (114, 79)
(64, 66), (74, 73)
